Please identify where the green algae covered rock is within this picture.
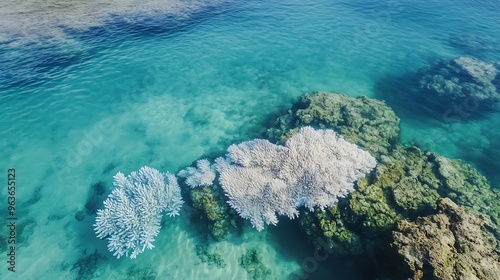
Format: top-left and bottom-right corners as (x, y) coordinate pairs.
(434, 155), (500, 225)
(267, 92), (400, 158)
(300, 145), (445, 253)
(189, 184), (233, 240)
(299, 201), (363, 255)
(267, 92), (500, 261)
(348, 145), (442, 234)
(391, 198), (500, 280)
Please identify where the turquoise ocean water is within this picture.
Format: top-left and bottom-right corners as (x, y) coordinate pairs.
(1, 0), (499, 279)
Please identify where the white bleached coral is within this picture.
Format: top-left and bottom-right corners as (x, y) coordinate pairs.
(215, 126), (376, 231)
(178, 159), (216, 188)
(94, 166), (183, 259)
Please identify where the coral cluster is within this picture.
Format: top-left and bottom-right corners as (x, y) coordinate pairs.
(268, 92), (500, 278)
(418, 56), (500, 108)
(178, 159), (216, 188)
(194, 245), (226, 268)
(95, 90), (499, 280)
(214, 126), (376, 231)
(239, 249), (272, 280)
(94, 166), (183, 259)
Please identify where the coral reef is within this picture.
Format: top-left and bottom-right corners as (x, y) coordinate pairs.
(189, 184), (232, 240)
(174, 91), (499, 279)
(267, 92), (500, 274)
(125, 265), (157, 280)
(418, 57), (500, 109)
(94, 166), (183, 259)
(391, 198), (500, 280)
(434, 155), (500, 225)
(215, 126), (376, 231)
(70, 249), (106, 280)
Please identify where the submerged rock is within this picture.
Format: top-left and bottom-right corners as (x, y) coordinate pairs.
(391, 198), (500, 280)
(267, 92), (400, 158)
(183, 91), (500, 279)
(348, 146), (442, 236)
(268, 92), (500, 264)
(418, 56), (500, 109)
(434, 155), (500, 225)
(188, 184), (234, 241)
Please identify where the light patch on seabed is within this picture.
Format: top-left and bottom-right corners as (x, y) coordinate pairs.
(0, 0), (224, 44)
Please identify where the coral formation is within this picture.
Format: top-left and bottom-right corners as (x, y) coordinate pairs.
(418, 57), (500, 108)
(194, 245), (226, 268)
(125, 265), (157, 280)
(171, 91), (499, 279)
(391, 198), (500, 280)
(94, 166), (183, 259)
(215, 126), (376, 231)
(267, 92), (500, 275)
(178, 159), (216, 188)
(70, 250), (106, 280)
(267, 92), (400, 158)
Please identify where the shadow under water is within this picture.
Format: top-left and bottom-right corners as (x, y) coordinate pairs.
(373, 62), (500, 187)
(266, 218), (376, 280)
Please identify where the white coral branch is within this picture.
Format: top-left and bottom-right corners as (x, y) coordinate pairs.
(94, 166), (183, 259)
(215, 126), (376, 231)
(178, 159), (216, 188)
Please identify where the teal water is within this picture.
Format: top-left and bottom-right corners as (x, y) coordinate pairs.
(1, 0), (499, 279)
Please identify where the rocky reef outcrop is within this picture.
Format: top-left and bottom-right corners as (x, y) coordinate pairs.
(268, 92), (500, 277)
(182, 91), (500, 278)
(418, 56), (500, 109)
(186, 183), (236, 241)
(267, 92), (400, 158)
(391, 198), (500, 280)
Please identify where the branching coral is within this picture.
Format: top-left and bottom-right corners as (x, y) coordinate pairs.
(94, 166), (183, 259)
(178, 159), (216, 188)
(215, 126), (376, 231)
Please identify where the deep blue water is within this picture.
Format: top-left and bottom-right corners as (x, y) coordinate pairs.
(1, 0), (499, 279)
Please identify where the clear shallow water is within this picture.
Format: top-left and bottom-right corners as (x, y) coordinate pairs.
(0, 0), (499, 279)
